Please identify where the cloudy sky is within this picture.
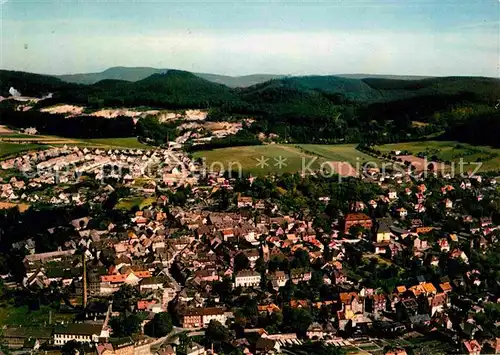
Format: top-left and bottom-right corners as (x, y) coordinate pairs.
(1, 0), (498, 76)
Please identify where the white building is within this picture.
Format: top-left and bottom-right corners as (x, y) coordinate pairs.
(201, 308), (227, 327)
(235, 270), (261, 288)
(53, 323), (107, 346)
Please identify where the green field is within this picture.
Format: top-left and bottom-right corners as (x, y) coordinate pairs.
(193, 144), (326, 175)
(193, 144), (382, 176)
(0, 305), (74, 327)
(81, 137), (149, 149)
(0, 142), (47, 158)
(115, 196), (156, 210)
(297, 144), (385, 166)
(376, 141), (500, 171)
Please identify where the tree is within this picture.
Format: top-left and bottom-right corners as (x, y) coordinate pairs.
(62, 340), (84, 355)
(283, 307), (313, 335)
(291, 249), (310, 269)
(177, 332), (193, 354)
(144, 312), (173, 337)
(205, 320), (230, 346)
(112, 284), (139, 312)
(234, 253), (250, 272)
(254, 257), (267, 273)
(212, 277), (233, 302)
(110, 314), (141, 337)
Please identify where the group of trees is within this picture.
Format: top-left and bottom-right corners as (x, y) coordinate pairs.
(109, 284), (173, 337)
(136, 115), (179, 145)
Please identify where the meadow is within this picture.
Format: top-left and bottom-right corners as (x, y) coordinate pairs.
(194, 144), (325, 175)
(115, 196), (156, 210)
(193, 144), (381, 176)
(376, 141), (500, 172)
(0, 142), (47, 158)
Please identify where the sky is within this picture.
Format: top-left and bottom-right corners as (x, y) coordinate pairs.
(1, 0), (499, 77)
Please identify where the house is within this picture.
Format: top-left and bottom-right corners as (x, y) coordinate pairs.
(396, 208), (408, 218)
(53, 323), (107, 345)
(375, 221), (391, 243)
(430, 292), (448, 316)
(254, 200), (266, 210)
(343, 213), (373, 234)
(450, 249), (469, 264)
(97, 343), (114, 355)
(3, 327), (52, 349)
(462, 340), (481, 355)
(306, 323), (325, 339)
(340, 292), (364, 315)
(180, 309), (202, 328)
(183, 342), (207, 355)
(237, 194), (253, 208)
(255, 337), (280, 354)
(480, 217), (493, 227)
(99, 270), (152, 295)
(290, 268), (312, 284)
(290, 299), (310, 309)
(242, 249), (260, 266)
(352, 201), (366, 211)
(385, 349), (407, 355)
(235, 270), (261, 288)
(438, 238), (450, 252)
(332, 269), (347, 284)
(109, 337), (134, 355)
(369, 293), (387, 314)
(415, 226), (433, 234)
(139, 276), (167, 293)
(257, 303), (281, 314)
(267, 271), (288, 289)
(413, 237), (429, 252)
(199, 307), (227, 327)
(180, 307), (228, 329)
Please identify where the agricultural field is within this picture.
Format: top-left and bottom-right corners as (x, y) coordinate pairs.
(0, 305), (74, 327)
(115, 196), (156, 210)
(193, 144), (380, 176)
(80, 137), (149, 149)
(376, 141), (500, 172)
(0, 142), (47, 158)
(296, 144), (385, 167)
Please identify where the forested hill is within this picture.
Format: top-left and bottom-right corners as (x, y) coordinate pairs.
(2, 69), (498, 107)
(55, 66), (431, 87)
(442, 112), (500, 148)
(56, 66), (284, 88)
(1, 68), (499, 145)
(244, 75), (500, 104)
(25, 70), (242, 109)
(0, 70), (78, 97)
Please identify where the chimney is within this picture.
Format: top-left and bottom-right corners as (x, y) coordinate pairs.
(83, 253), (87, 308)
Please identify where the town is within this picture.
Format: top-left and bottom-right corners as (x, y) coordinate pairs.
(0, 142), (499, 355)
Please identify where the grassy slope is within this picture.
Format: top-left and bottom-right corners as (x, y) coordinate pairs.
(296, 144), (384, 166)
(193, 144), (380, 175)
(81, 137), (149, 149)
(0, 142), (47, 158)
(194, 145), (326, 175)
